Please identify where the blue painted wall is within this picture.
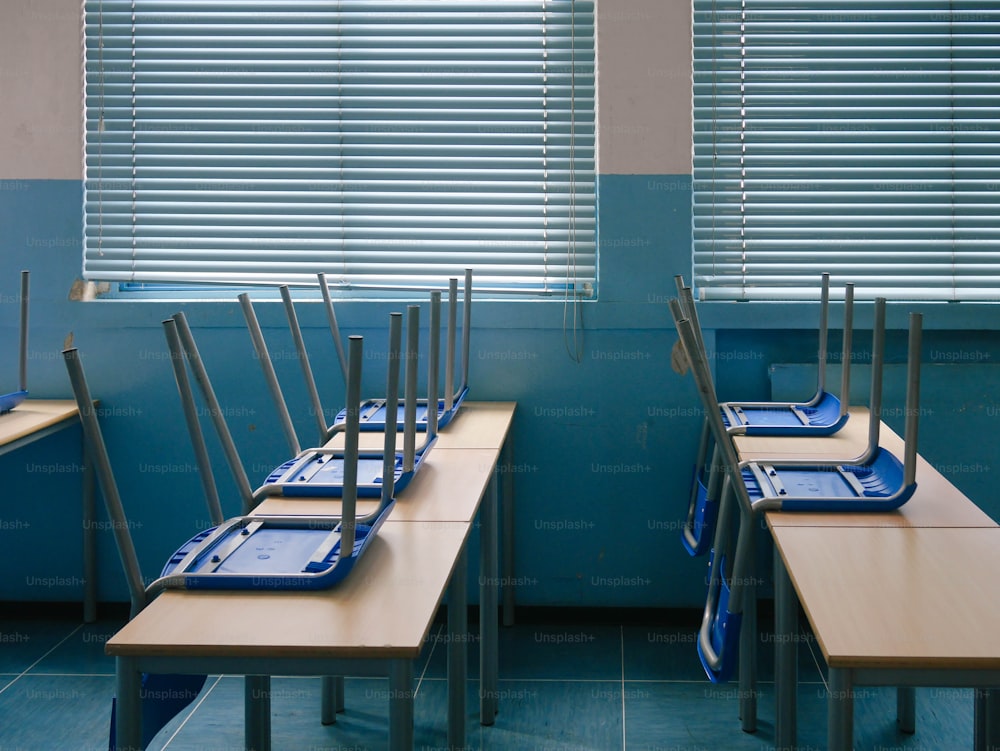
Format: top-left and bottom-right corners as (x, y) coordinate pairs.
(4, 175), (1000, 610)
(0, 174), (722, 608)
(5, 180), (1000, 612)
(3, 0), (999, 613)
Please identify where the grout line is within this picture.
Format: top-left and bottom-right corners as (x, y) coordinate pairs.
(414, 620), (444, 697)
(159, 675), (225, 749)
(0, 622), (83, 697)
(803, 622), (829, 694)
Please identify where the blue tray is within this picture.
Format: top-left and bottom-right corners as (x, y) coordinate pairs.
(340, 385), (469, 432)
(261, 437), (435, 500)
(0, 389), (27, 414)
(155, 501), (395, 592)
(743, 446), (915, 512)
(723, 390), (848, 436)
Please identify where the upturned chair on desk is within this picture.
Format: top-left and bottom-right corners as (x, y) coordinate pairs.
(322, 269), (472, 432)
(670, 296), (923, 685)
(250, 286), (439, 495)
(166, 308), (404, 726)
(63, 348), (207, 750)
(65, 311), (401, 747)
(162, 312), (400, 585)
(674, 273), (855, 556)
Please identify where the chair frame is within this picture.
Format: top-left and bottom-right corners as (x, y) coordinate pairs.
(677, 274), (855, 555)
(671, 297), (922, 683)
(323, 269), (472, 431)
(256, 293), (438, 497)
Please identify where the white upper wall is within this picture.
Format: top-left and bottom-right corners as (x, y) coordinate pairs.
(0, 0), (82, 179)
(0, 0), (693, 180)
(597, 0), (692, 175)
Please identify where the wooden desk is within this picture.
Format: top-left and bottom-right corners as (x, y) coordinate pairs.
(106, 520), (471, 751)
(1, 399), (97, 621)
(771, 524), (1000, 751)
(255, 445), (507, 725)
(0, 399), (81, 447)
(257, 447), (498, 525)
(309, 400), (516, 723)
(430, 401), (516, 451)
(434, 402), (517, 637)
(732, 406), (997, 743)
(322, 401), (516, 454)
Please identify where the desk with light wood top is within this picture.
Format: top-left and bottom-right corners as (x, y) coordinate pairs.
(253, 401), (515, 726)
(731, 405), (997, 746)
(0, 399), (80, 447)
(433, 402), (518, 641)
(1, 399), (98, 621)
(732, 406), (875, 462)
(770, 524), (1000, 751)
(106, 520), (471, 751)
(257, 446), (498, 524)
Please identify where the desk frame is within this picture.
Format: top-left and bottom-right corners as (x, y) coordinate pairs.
(110, 401), (515, 750)
(112, 524), (470, 751)
(317, 400), (515, 725)
(733, 408), (998, 747)
(773, 537), (1000, 751)
(0, 400), (97, 621)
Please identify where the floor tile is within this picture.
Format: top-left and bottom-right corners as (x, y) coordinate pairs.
(24, 618), (125, 675)
(0, 673), (115, 751)
(0, 618), (83, 675)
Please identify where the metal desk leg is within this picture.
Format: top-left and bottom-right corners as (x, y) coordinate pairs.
(321, 676), (345, 724)
(988, 688), (1000, 751)
(974, 688), (1000, 751)
(828, 667), (854, 751)
(82, 437), (97, 623)
(246, 675), (271, 751)
(774, 551), (797, 751)
(897, 686), (916, 733)
(448, 544), (468, 750)
(480, 467), (499, 724)
(975, 688), (988, 751)
(115, 656), (141, 751)
(501, 435), (515, 627)
(389, 659), (414, 751)
(739, 531), (757, 733)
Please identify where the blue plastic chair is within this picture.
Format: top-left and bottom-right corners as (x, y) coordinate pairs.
(164, 310), (399, 536)
(166, 307), (403, 728)
(162, 324), (396, 589)
(252, 290), (437, 498)
(670, 298), (922, 683)
(62, 348), (208, 750)
(0, 271), (29, 414)
(324, 269), (472, 432)
(675, 273), (855, 556)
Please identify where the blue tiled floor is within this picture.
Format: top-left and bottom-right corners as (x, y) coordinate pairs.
(0, 607), (975, 750)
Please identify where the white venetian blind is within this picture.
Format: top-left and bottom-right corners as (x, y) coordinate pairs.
(692, 0), (1000, 301)
(83, 0), (596, 295)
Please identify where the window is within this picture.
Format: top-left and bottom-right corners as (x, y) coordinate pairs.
(83, 1), (596, 296)
(693, 0), (1000, 301)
